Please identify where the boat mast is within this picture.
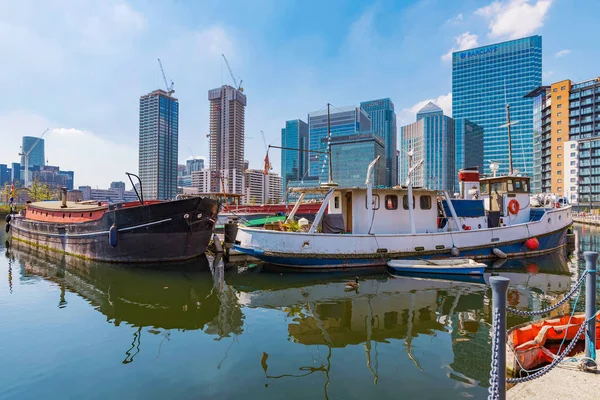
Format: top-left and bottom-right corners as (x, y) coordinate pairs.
(327, 103), (333, 184)
(506, 104), (513, 176)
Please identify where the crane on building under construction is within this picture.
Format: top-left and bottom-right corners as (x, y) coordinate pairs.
(19, 128), (49, 187)
(221, 54), (243, 92)
(157, 58), (175, 96)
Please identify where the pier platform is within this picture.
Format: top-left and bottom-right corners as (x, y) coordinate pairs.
(574, 217), (600, 226)
(508, 355), (599, 399)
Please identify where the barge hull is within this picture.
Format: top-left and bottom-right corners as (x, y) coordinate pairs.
(9, 197), (218, 263)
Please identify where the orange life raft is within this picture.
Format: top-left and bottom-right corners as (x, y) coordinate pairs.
(507, 313), (600, 376)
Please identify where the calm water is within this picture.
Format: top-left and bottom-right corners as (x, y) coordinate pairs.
(1, 222), (598, 400)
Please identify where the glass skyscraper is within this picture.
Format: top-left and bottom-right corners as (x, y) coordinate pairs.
(454, 118), (484, 191)
(308, 106), (371, 182)
(360, 99), (397, 187)
(452, 35), (542, 177)
(281, 119), (309, 196)
(139, 89), (179, 200)
(400, 102), (455, 192)
(21, 136), (45, 168)
(330, 131), (386, 187)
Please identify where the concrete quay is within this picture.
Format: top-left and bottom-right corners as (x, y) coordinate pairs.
(508, 355), (599, 399)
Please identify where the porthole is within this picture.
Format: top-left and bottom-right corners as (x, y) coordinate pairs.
(559, 215), (562, 221)
(548, 218), (551, 223)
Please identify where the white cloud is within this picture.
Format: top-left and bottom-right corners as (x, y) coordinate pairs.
(402, 92), (453, 120)
(555, 49), (571, 58)
(0, 111), (137, 189)
(475, 0), (553, 39)
(441, 32), (479, 61)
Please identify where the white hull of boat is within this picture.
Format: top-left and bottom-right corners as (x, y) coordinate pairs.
(234, 206), (572, 269)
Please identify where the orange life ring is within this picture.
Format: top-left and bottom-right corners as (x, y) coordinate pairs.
(508, 199), (520, 215)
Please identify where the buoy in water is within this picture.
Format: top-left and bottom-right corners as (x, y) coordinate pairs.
(525, 237), (539, 251)
(450, 246), (460, 257)
(109, 224), (118, 247)
(492, 248), (507, 259)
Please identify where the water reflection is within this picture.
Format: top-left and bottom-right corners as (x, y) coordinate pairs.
(1, 227), (582, 399)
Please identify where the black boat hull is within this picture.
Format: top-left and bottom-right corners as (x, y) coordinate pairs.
(9, 197), (219, 263)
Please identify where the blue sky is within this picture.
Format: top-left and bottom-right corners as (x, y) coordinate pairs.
(0, 0), (598, 188)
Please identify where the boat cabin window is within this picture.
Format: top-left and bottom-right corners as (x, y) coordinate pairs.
(420, 195), (432, 210)
(334, 196), (340, 209)
(385, 195), (398, 210)
(491, 181), (504, 193)
(402, 195), (415, 210)
(481, 182), (488, 194)
(365, 194), (380, 210)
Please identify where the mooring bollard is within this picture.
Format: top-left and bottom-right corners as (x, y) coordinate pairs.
(489, 276), (510, 400)
(584, 251), (598, 367)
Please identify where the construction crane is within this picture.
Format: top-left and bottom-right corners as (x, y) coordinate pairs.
(261, 130), (272, 173)
(19, 128), (49, 188)
(157, 58), (175, 96)
(221, 54), (243, 92)
(260, 130), (268, 152)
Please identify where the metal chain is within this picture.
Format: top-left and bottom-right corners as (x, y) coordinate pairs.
(488, 308), (501, 400)
(506, 321), (586, 384)
(506, 270), (588, 317)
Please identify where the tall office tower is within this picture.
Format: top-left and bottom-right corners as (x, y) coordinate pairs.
(526, 77), (600, 205)
(400, 102), (455, 192)
(0, 164), (9, 186)
(208, 85), (247, 194)
(308, 105), (371, 183)
(454, 118), (484, 191)
(281, 119), (309, 196)
(330, 132), (386, 187)
(11, 162), (21, 182)
(21, 136), (45, 168)
(360, 98), (398, 187)
(139, 89), (179, 200)
(452, 35), (542, 177)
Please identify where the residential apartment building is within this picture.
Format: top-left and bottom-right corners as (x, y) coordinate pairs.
(244, 169), (282, 204)
(452, 35), (542, 177)
(208, 85), (247, 194)
(139, 89), (179, 200)
(78, 185), (139, 203)
(191, 169), (212, 193)
(527, 77), (600, 204)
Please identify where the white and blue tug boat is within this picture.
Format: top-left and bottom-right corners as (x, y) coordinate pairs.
(234, 158), (573, 271)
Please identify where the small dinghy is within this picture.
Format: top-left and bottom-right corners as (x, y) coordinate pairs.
(387, 258), (487, 275)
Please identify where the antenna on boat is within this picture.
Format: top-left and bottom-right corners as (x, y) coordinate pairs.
(499, 80), (519, 176)
(404, 148), (423, 235)
(488, 161), (500, 177)
(320, 103), (337, 188)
